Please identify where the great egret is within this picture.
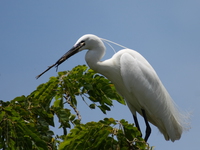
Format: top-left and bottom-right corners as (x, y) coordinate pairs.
(36, 34), (189, 142)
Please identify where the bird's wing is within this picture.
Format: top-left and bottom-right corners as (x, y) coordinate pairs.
(120, 52), (161, 114)
(120, 52), (185, 141)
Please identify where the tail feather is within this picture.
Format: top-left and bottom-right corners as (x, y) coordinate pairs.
(155, 96), (190, 141)
(145, 91), (190, 141)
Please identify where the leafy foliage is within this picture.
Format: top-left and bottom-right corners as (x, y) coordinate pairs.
(0, 65), (153, 150)
(59, 118), (149, 150)
(0, 98), (51, 150)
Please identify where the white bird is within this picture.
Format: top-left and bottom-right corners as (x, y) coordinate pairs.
(36, 34), (189, 142)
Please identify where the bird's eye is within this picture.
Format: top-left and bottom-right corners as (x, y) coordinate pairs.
(80, 40), (85, 44)
(80, 40), (85, 46)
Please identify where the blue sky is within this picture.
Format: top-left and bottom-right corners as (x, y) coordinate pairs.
(0, 1), (199, 149)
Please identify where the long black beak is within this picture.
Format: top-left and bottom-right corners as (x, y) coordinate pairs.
(36, 41), (85, 79)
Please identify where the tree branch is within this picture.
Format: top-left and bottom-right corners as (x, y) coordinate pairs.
(63, 95), (81, 121)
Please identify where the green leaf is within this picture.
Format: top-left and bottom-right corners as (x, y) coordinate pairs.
(73, 119), (81, 125)
(69, 114), (76, 121)
(12, 95), (26, 103)
(89, 103), (95, 109)
(54, 99), (62, 108)
(0, 111), (5, 120)
(98, 106), (106, 114)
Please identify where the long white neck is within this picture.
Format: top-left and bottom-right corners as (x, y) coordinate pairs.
(85, 42), (106, 72)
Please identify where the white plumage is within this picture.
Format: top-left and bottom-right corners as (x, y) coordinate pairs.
(37, 34), (189, 142)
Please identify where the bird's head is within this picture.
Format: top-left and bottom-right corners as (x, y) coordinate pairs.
(55, 34), (105, 67)
(36, 34), (105, 79)
(74, 34), (105, 51)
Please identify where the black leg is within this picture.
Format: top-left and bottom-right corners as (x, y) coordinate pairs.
(141, 109), (151, 142)
(133, 114), (142, 137)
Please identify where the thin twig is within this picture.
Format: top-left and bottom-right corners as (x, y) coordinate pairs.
(80, 94), (90, 107)
(63, 95), (81, 121)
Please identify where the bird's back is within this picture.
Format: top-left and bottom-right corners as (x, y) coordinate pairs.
(102, 49), (186, 141)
